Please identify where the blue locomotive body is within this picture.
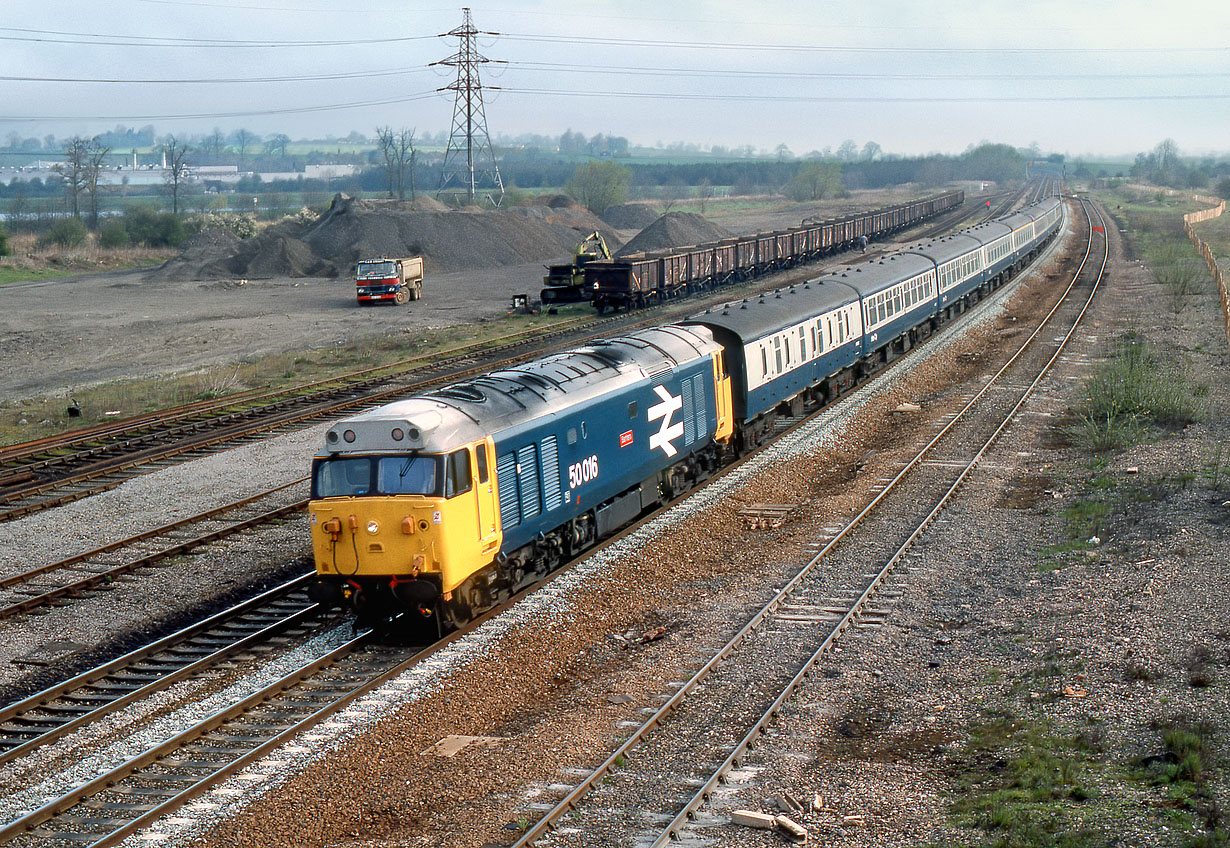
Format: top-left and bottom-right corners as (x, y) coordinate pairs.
(487, 326), (726, 552)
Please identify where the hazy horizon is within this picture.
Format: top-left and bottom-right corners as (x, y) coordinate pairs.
(3, 1), (1228, 161)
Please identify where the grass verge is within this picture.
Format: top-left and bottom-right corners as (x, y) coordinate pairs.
(0, 305), (591, 446)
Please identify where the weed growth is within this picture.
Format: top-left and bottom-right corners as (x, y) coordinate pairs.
(1066, 332), (1203, 452)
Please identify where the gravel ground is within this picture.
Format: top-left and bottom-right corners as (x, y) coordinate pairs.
(0, 424), (324, 700)
(0, 263), (548, 401)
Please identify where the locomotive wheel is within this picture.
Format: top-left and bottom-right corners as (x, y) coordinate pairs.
(394, 287), (410, 305)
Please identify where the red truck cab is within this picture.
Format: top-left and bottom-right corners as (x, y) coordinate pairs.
(355, 256), (424, 305)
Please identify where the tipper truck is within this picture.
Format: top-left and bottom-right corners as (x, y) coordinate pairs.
(355, 256), (424, 305)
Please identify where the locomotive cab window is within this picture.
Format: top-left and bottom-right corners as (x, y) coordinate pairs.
(445, 449), (472, 498)
(378, 455), (442, 496)
(627, 401), (638, 419)
(314, 457), (371, 498)
(313, 454), (445, 499)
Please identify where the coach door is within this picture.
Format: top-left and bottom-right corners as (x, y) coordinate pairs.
(474, 438), (499, 551)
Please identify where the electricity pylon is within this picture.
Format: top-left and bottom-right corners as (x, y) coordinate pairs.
(434, 7), (504, 206)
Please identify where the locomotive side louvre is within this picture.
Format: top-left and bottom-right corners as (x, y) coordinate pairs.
(491, 330), (729, 554)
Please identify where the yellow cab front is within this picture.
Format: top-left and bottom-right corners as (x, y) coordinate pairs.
(307, 437), (500, 616)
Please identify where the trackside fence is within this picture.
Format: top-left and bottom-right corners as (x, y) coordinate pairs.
(1181, 195), (1228, 344)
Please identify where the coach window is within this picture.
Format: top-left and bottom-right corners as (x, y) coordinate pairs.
(761, 346), (768, 377)
(799, 327), (807, 358)
(445, 449), (472, 498)
(894, 290), (902, 313)
(774, 337), (783, 372)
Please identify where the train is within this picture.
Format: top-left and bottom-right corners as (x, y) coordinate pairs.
(573, 190), (965, 312)
(306, 194), (1064, 629)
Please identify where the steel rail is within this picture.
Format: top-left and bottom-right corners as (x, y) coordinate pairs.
(0, 479), (305, 592)
(512, 195), (1087, 846)
(0, 493), (310, 620)
(0, 582), (525, 847)
(0, 596), (322, 768)
(0, 632), (375, 846)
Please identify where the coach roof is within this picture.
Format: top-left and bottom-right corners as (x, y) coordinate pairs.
(682, 278), (861, 342)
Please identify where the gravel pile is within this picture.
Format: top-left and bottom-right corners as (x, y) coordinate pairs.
(150, 193), (623, 281)
(616, 211), (732, 256)
(600, 203), (661, 230)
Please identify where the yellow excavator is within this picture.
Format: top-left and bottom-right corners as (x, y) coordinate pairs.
(540, 231), (611, 305)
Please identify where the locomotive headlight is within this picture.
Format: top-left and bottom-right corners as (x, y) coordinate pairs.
(366, 520), (380, 535)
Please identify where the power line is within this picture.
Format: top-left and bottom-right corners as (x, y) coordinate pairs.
(131, 0), (454, 11)
(499, 32), (1230, 55)
(0, 91), (439, 122)
(509, 61), (1230, 82)
(500, 86), (1230, 103)
(1, 62), (1224, 88)
(0, 26), (436, 48)
(0, 68), (434, 84)
(6, 25), (1226, 54)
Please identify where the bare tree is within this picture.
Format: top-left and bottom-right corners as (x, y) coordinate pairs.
(696, 177), (714, 214)
(1154, 138), (1179, 172)
(230, 128), (258, 170)
(56, 137), (90, 220)
(161, 136), (192, 215)
(204, 127), (226, 160)
(659, 176), (688, 214)
(264, 133), (290, 158)
(84, 138), (111, 228)
(375, 126), (417, 201)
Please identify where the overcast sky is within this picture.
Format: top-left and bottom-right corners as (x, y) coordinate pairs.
(3, 0), (1228, 159)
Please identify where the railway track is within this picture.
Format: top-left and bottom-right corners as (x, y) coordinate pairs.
(0, 482), (309, 620)
(0, 573), (530, 848)
(0, 187), (1068, 847)
(0, 575), (323, 769)
(508, 197), (1103, 846)
(0, 193), (985, 525)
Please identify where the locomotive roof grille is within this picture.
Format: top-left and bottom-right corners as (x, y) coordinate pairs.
(432, 384), (487, 403)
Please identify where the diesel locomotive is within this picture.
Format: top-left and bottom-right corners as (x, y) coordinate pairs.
(307, 195), (1064, 628)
